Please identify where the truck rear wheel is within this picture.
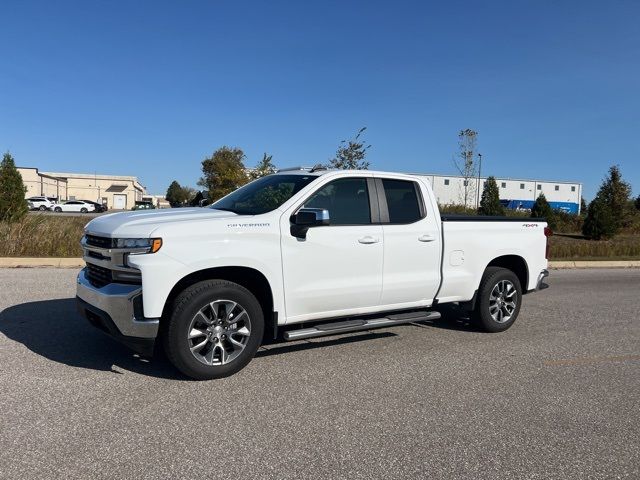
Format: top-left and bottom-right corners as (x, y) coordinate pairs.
(474, 267), (522, 332)
(163, 280), (264, 380)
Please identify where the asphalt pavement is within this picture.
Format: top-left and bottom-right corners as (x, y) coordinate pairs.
(0, 268), (638, 479)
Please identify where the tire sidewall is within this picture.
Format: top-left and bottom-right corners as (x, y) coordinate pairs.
(165, 281), (264, 380)
(477, 268), (522, 332)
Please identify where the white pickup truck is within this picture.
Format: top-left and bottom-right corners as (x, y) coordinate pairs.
(76, 168), (550, 379)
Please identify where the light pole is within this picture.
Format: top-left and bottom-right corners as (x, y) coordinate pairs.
(476, 153), (483, 209)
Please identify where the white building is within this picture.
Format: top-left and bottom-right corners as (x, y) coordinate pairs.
(417, 174), (582, 214)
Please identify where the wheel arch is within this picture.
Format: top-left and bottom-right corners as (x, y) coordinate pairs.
(485, 255), (529, 292)
(161, 266), (276, 336)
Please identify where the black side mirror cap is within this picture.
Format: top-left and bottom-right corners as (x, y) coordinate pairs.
(290, 208), (330, 239)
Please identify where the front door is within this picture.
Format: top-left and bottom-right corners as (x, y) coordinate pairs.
(280, 176), (383, 323)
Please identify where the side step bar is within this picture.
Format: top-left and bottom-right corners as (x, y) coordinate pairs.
(283, 311), (441, 341)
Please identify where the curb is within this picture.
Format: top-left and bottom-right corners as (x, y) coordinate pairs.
(548, 260), (640, 269)
(0, 257), (85, 268)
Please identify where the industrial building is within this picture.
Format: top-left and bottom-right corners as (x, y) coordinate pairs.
(18, 167), (146, 210)
(417, 174), (582, 214)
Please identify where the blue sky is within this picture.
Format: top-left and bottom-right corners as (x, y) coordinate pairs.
(1, 0), (638, 200)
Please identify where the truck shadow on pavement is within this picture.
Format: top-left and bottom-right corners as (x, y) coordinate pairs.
(0, 298), (183, 380)
(0, 299), (478, 379)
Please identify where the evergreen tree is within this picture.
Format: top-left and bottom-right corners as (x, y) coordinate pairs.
(250, 153), (276, 180)
(328, 127), (370, 169)
(582, 165), (631, 238)
(166, 180), (184, 206)
(0, 152), (28, 222)
(531, 193), (556, 229)
(635, 194), (640, 211)
(580, 197), (587, 215)
(198, 147), (249, 201)
(582, 196), (616, 240)
(478, 176), (504, 216)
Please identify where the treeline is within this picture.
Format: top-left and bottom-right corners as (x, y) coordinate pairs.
(449, 165), (640, 240)
(165, 128), (370, 206)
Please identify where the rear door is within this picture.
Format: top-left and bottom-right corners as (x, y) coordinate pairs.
(377, 177), (441, 307)
(280, 176), (384, 322)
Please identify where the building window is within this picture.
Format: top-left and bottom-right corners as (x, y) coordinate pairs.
(571, 186), (576, 192)
(537, 184), (542, 190)
(501, 182), (506, 188)
(463, 180), (469, 186)
(444, 179), (449, 186)
(555, 185), (559, 191)
(520, 183), (525, 189)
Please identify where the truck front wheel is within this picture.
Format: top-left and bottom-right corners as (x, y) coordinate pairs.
(163, 280), (264, 380)
(474, 267), (522, 332)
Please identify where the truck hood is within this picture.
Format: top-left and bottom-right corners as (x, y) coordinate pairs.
(85, 208), (239, 237)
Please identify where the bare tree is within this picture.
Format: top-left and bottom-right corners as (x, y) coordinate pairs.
(453, 129), (478, 207)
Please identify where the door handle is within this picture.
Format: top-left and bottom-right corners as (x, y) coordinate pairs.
(358, 236), (380, 244)
(418, 234), (436, 242)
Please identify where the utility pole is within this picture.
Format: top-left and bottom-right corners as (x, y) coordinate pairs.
(476, 153), (483, 209)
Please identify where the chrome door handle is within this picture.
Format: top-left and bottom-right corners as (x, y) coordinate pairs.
(418, 234), (436, 242)
(358, 236), (380, 244)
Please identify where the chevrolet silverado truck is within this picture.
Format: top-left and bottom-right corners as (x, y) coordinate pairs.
(76, 168), (550, 379)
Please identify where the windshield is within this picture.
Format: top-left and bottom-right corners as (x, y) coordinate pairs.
(210, 174), (318, 215)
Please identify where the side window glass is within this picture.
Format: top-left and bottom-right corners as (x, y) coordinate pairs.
(382, 179), (422, 224)
(303, 178), (371, 225)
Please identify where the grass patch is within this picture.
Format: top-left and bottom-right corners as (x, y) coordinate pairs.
(0, 215), (86, 257)
(549, 233), (640, 260)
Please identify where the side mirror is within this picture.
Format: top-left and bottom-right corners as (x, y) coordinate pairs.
(290, 208), (330, 239)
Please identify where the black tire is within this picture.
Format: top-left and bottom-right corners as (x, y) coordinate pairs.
(54, 207), (62, 212)
(163, 280), (264, 380)
(80, 207), (88, 213)
(39, 205), (47, 211)
(474, 267), (522, 332)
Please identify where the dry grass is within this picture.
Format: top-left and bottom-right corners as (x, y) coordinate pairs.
(0, 215), (86, 257)
(2, 214), (640, 261)
(549, 233), (640, 260)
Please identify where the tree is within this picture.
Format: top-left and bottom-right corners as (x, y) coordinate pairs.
(596, 165), (631, 230)
(165, 180), (195, 207)
(328, 127), (370, 169)
(531, 193), (556, 229)
(580, 197), (587, 215)
(453, 129), (478, 207)
(198, 147), (249, 201)
(250, 153), (276, 180)
(635, 194), (640, 211)
(0, 152), (28, 222)
(582, 196), (616, 240)
(582, 165), (631, 238)
(478, 176), (504, 216)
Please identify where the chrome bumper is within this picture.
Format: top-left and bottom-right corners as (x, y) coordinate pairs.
(76, 268), (159, 339)
(535, 269), (549, 291)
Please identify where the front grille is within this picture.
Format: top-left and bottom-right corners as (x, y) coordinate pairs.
(86, 263), (112, 288)
(85, 234), (114, 249)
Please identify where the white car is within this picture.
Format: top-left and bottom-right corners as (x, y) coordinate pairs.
(77, 168), (550, 380)
(52, 200), (96, 213)
(26, 196), (55, 211)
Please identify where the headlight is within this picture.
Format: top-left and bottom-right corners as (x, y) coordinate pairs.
(115, 238), (162, 253)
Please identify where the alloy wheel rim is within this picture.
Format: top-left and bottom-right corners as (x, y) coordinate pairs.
(187, 299), (251, 366)
(489, 280), (517, 323)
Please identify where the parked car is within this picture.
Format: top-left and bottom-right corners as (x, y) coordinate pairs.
(77, 168), (550, 380)
(51, 200), (96, 213)
(132, 201), (155, 210)
(26, 196), (55, 211)
(79, 200), (108, 213)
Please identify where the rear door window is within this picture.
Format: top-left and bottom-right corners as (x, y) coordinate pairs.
(381, 179), (423, 224)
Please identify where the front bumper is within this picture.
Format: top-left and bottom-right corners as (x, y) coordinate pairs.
(76, 268), (159, 355)
(535, 269), (550, 291)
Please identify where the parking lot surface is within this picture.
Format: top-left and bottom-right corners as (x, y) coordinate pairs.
(0, 268), (638, 479)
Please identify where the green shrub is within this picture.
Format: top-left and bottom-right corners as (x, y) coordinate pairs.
(582, 196), (617, 240)
(531, 193), (556, 229)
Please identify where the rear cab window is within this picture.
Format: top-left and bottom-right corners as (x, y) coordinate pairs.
(380, 179), (424, 224)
